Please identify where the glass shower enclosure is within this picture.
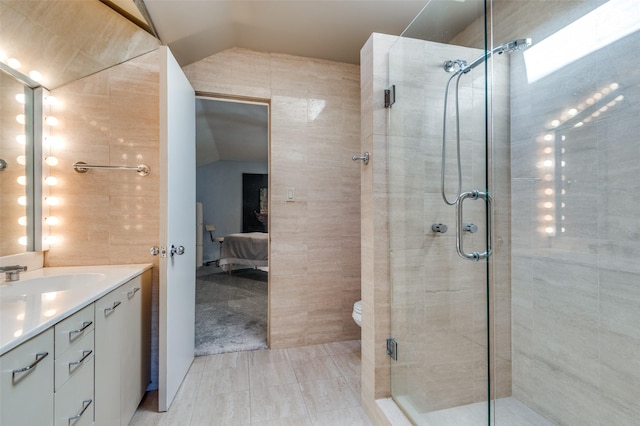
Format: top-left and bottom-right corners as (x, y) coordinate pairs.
(386, 0), (640, 424)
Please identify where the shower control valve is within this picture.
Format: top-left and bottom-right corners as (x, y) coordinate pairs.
(463, 223), (478, 233)
(431, 223), (448, 233)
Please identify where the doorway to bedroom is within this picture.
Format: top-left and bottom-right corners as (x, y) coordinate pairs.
(194, 95), (270, 356)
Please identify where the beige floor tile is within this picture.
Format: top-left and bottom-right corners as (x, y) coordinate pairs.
(299, 376), (360, 414)
(249, 360), (298, 389)
(174, 370), (204, 402)
(250, 383), (308, 423)
(292, 356), (342, 383)
(192, 390), (251, 426)
(323, 340), (361, 356)
(331, 352), (361, 377)
(309, 406), (373, 426)
(344, 375), (362, 399)
(249, 348), (289, 366)
(286, 344), (329, 361)
(251, 415), (313, 426)
(204, 350), (249, 371)
(200, 362), (250, 395)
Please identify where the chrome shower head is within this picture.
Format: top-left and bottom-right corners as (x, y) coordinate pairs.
(444, 38), (532, 74)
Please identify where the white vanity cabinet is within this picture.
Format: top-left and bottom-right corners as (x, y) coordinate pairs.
(53, 303), (95, 426)
(0, 265), (152, 426)
(0, 329), (54, 426)
(95, 269), (151, 426)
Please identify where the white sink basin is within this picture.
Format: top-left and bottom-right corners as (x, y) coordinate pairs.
(0, 273), (106, 298)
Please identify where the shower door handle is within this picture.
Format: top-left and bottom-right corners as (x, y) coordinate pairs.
(456, 190), (492, 261)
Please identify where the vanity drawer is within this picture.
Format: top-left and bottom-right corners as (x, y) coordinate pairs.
(54, 330), (94, 392)
(54, 355), (94, 426)
(54, 303), (95, 358)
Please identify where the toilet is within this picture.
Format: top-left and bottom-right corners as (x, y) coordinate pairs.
(352, 300), (362, 327)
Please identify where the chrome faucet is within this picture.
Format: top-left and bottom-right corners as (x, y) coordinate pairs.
(0, 265), (28, 282)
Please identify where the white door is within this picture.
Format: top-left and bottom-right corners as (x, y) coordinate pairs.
(158, 46), (196, 412)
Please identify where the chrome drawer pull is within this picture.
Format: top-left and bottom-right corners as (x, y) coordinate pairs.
(68, 399), (92, 425)
(104, 301), (121, 316)
(127, 287), (141, 299)
(69, 321), (93, 340)
(12, 352), (49, 382)
(68, 350), (93, 372)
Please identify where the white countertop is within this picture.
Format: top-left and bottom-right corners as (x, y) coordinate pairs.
(0, 264), (152, 355)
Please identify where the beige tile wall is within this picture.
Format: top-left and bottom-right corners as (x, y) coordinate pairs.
(183, 48), (362, 349)
(46, 49), (161, 385)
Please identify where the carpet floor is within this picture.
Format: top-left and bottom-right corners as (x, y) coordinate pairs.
(195, 268), (268, 356)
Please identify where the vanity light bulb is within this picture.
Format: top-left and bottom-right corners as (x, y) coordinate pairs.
(44, 176), (58, 186)
(45, 156), (59, 166)
(16, 134), (26, 145)
(29, 70), (42, 82)
(16, 114), (26, 124)
(7, 58), (21, 69)
(45, 196), (59, 206)
(18, 196), (27, 206)
(45, 116), (59, 126)
(18, 216), (28, 226)
(17, 155), (26, 165)
(44, 216), (59, 226)
(18, 236), (28, 246)
(15, 93), (26, 104)
(17, 176), (27, 185)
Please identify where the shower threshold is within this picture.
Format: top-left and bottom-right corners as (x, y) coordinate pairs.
(394, 396), (555, 426)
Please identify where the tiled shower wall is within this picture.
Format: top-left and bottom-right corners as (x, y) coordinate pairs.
(183, 48), (363, 348)
(454, 1), (640, 424)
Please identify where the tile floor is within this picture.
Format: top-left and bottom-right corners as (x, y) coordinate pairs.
(130, 340), (373, 426)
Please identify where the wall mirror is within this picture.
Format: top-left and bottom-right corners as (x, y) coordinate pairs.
(0, 0), (158, 257)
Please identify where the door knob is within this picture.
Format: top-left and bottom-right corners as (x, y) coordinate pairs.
(150, 246), (160, 256)
(170, 245), (185, 257)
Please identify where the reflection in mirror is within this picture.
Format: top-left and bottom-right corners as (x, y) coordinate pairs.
(0, 67), (31, 256)
(0, 0), (158, 90)
(0, 0), (158, 258)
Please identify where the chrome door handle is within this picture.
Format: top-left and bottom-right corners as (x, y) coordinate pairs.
(69, 321), (93, 341)
(170, 245), (185, 256)
(149, 246), (160, 256)
(104, 301), (121, 316)
(68, 399), (92, 425)
(456, 190), (492, 261)
(12, 352), (49, 381)
(68, 350), (93, 372)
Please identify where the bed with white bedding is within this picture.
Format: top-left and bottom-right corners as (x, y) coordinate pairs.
(218, 232), (268, 273)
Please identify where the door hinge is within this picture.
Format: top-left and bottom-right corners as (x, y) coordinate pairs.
(386, 337), (398, 361)
(384, 85), (396, 108)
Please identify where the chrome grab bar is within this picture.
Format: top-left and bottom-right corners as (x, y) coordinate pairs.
(72, 161), (150, 177)
(456, 190), (492, 261)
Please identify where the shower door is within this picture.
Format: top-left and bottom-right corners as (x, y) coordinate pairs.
(387, 1), (508, 424)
